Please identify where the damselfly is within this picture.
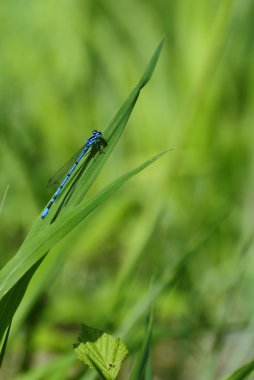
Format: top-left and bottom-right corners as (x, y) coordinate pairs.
(41, 130), (107, 219)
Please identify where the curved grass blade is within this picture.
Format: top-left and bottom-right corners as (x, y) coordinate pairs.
(39, 38), (164, 222)
(0, 255), (46, 366)
(0, 148), (168, 361)
(223, 359), (254, 380)
(0, 38), (165, 360)
(65, 37), (165, 208)
(0, 149), (168, 302)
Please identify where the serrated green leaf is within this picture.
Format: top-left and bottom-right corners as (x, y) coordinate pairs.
(74, 325), (128, 380)
(222, 359), (254, 380)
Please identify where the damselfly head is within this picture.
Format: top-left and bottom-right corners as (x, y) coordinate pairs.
(92, 130), (102, 137)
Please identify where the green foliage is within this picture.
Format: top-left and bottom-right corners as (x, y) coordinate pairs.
(0, 38), (164, 366)
(129, 310), (153, 380)
(74, 325), (128, 380)
(1, 0), (254, 379)
(223, 359), (254, 380)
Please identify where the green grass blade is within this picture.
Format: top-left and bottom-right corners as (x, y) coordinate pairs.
(144, 353), (153, 380)
(0, 38), (164, 354)
(0, 322), (11, 367)
(38, 38), (164, 222)
(222, 359), (254, 380)
(63, 37), (165, 208)
(129, 310), (153, 380)
(0, 150), (168, 318)
(0, 150), (168, 301)
(0, 256), (46, 366)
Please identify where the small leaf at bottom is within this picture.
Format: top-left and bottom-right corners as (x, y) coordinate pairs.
(74, 324), (128, 380)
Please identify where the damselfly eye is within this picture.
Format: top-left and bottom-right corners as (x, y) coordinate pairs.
(93, 130), (102, 136)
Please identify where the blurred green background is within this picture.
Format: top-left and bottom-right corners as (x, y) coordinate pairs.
(1, 0), (254, 379)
